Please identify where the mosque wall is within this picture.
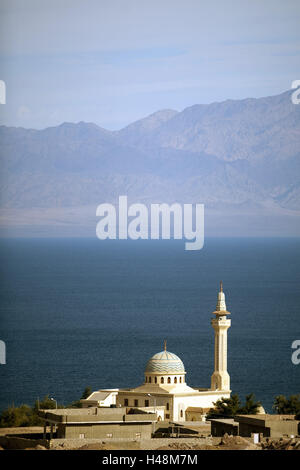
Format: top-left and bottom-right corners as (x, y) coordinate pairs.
(173, 391), (231, 422)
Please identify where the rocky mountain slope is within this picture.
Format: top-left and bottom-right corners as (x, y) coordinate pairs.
(0, 89), (299, 235)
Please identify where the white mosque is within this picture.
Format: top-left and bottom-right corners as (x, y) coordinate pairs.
(82, 282), (232, 422)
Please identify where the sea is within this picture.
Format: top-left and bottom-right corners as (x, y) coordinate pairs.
(0, 237), (299, 413)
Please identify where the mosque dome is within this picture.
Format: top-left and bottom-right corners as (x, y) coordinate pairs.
(145, 350), (186, 374)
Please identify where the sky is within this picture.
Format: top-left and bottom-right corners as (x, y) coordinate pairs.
(0, 0), (300, 130)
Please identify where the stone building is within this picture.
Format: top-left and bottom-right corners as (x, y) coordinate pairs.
(38, 407), (155, 440)
(237, 414), (300, 438)
(211, 415), (300, 438)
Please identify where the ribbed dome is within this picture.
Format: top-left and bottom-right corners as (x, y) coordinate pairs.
(145, 350), (185, 374)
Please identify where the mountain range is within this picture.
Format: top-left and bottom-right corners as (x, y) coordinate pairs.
(0, 89), (299, 236)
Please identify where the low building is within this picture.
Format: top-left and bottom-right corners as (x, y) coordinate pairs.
(185, 407), (210, 422)
(38, 407), (156, 440)
(80, 389), (118, 408)
(154, 422), (200, 438)
(210, 418), (239, 436)
(236, 415), (300, 438)
(211, 415), (300, 438)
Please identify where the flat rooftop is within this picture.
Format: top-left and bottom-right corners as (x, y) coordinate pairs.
(236, 414), (297, 422)
(210, 418), (238, 425)
(38, 407), (156, 424)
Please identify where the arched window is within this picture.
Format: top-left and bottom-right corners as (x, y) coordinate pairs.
(179, 377), (182, 383)
(167, 377), (171, 384)
(161, 377), (164, 384)
(155, 377), (157, 384)
(174, 377), (177, 384)
(166, 403), (169, 411)
(180, 410), (183, 418)
(149, 377), (152, 383)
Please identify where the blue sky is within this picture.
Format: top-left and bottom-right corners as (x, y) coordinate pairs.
(0, 0), (300, 129)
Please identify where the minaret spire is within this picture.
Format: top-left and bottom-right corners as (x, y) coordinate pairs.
(164, 340), (167, 352)
(211, 282), (231, 391)
(215, 281), (227, 312)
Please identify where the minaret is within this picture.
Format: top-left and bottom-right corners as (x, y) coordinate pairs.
(211, 281), (231, 391)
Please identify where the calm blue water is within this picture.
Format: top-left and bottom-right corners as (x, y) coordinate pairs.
(0, 238), (299, 413)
